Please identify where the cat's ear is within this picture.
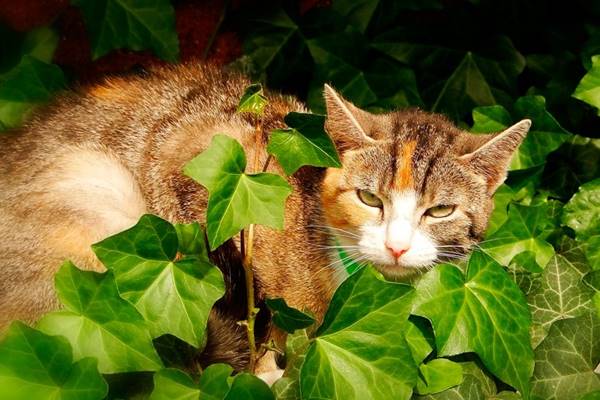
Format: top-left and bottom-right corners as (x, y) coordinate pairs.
(459, 119), (531, 193)
(323, 84), (375, 151)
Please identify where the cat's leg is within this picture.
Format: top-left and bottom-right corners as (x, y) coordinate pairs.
(0, 146), (147, 331)
(255, 350), (284, 385)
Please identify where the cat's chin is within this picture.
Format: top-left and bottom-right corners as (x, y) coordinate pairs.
(372, 262), (429, 281)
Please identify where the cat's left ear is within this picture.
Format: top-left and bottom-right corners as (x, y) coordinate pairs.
(459, 119), (531, 193)
(323, 84), (376, 151)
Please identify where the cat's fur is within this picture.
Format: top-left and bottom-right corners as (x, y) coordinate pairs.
(0, 63), (529, 373)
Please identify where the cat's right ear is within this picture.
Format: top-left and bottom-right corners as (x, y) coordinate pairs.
(323, 84), (375, 151)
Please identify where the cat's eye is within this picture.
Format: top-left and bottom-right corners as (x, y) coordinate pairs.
(357, 190), (383, 208)
(425, 204), (456, 218)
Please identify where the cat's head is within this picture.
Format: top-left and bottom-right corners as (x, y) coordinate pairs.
(320, 85), (530, 278)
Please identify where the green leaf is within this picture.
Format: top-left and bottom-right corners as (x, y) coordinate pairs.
(563, 178), (600, 270)
(224, 373), (274, 400)
(0, 55), (65, 129)
(72, 0), (179, 62)
(487, 184), (517, 236)
(413, 251), (534, 399)
(415, 359), (464, 395)
(267, 112), (341, 175)
(241, 7), (308, 86)
(300, 266), (418, 400)
(37, 261), (163, 373)
(490, 392), (523, 400)
(0, 322), (108, 400)
(150, 364), (234, 400)
(573, 55), (600, 115)
(20, 27), (60, 64)
(92, 214), (225, 347)
(471, 96), (570, 171)
(174, 222), (209, 259)
(307, 34), (422, 111)
(405, 316), (435, 365)
(527, 255), (595, 347)
(265, 298), (315, 334)
(531, 313), (600, 400)
(542, 136), (600, 200)
(413, 362), (497, 400)
(432, 52), (496, 120)
(272, 329), (310, 400)
(183, 135), (292, 250)
(372, 35), (524, 120)
(482, 202), (556, 271)
(563, 178), (600, 239)
(238, 83), (268, 115)
(579, 391), (600, 400)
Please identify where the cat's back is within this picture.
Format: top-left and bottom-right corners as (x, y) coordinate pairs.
(0, 64), (250, 172)
(0, 63), (304, 327)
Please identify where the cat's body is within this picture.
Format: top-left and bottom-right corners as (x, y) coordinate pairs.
(0, 63), (530, 375)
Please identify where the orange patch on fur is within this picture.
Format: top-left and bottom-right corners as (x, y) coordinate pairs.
(89, 79), (135, 102)
(393, 140), (416, 190)
(321, 168), (373, 229)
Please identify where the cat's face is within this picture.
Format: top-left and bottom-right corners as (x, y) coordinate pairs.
(320, 85), (530, 278)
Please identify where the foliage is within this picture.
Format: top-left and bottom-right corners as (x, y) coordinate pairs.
(1, 0), (600, 399)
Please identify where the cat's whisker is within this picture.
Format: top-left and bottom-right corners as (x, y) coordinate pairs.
(314, 253), (367, 278)
(308, 244), (362, 250)
(307, 224), (361, 238)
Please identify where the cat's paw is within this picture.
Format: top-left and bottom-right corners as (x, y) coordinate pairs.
(257, 368), (284, 386)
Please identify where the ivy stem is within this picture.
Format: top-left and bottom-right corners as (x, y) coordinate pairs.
(241, 225), (258, 372)
(241, 115), (268, 373)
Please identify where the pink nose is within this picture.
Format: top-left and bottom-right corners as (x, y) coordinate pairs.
(385, 242), (409, 259)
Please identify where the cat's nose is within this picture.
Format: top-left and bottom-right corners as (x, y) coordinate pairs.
(385, 242), (409, 259)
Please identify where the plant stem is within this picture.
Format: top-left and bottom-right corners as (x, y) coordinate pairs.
(202, 0), (229, 60)
(242, 224), (258, 372)
(241, 115), (268, 373)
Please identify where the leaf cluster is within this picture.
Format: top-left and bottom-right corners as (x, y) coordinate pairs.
(2, 1), (600, 399)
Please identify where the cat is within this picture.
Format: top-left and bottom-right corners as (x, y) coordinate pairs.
(0, 63), (530, 379)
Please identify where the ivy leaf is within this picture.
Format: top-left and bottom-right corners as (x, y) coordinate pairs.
(19, 27), (60, 65)
(531, 313), (600, 400)
(174, 222), (209, 259)
(527, 255), (595, 347)
(272, 329), (310, 400)
(415, 359), (464, 395)
(223, 373), (274, 400)
(300, 266), (418, 400)
(487, 184), (517, 236)
(431, 52), (497, 121)
(471, 96), (570, 171)
(372, 36), (523, 121)
(542, 136), (600, 200)
(150, 364), (234, 400)
(0, 322), (108, 400)
(72, 0), (179, 62)
(414, 362), (497, 400)
(183, 134), (292, 250)
(241, 7), (309, 87)
(413, 251), (534, 399)
(238, 83), (268, 115)
(306, 34), (422, 111)
(0, 55), (65, 129)
(267, 112), (341, 175)
(265, 298), (315, 334)
(573, 55), (600, 115)
(481, 202), (556, 271)
(563, 178), (600, 270)
(92, 214), (225, 348)
(562, 178), (600, 239)
(36, 262), (162, 374)
(405, 316), (435, 365)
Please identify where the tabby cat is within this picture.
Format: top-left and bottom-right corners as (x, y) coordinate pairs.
(0, 64), (529, 379)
